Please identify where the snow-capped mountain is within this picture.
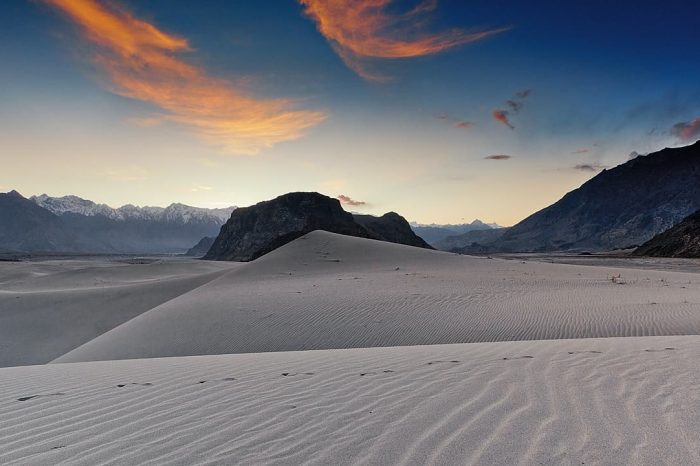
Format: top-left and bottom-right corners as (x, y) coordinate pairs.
(31, 195), (235, 224)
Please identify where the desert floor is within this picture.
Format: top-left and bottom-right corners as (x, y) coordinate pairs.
(2, 231), (699, 464)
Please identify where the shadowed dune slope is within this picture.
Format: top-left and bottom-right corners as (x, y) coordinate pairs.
(55, 231), (700, 364)
(0, 259), (238, 367)
(3, 336), (700, 465)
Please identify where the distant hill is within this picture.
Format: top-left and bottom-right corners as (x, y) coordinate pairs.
(435, 227), (509, 253)
(410, 220), (499, 246)
(488, 141), (700, 252)
(205, 192), (431, 261)
(634, 210), (700, 257)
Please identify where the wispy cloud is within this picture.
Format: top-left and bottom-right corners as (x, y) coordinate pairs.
(102, 165), (149, 182)
(573, 163), (606, 172)
(571, 148), (590, 154)
(435, 113), (473, 131)
(190, 185), (214, 192)
(44, 0), (326, 155)
(491, 110), (514, 129)
(484, 154), (512, 160)
(492, 89), (531, 129)
(337, 194), (366, 206)
(671, 117), (700, 142)
(299, 0), (508, 81)
(127, 116), (164, 128)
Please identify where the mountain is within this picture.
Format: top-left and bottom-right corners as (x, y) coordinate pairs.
(28, 194), (235, 254)
(185, 236), (216, 257)
(435, 227), (509, 253)
(205, 192), (431, 261)
(0, 191), (83, 252)
(31, 195), (233, 224)
(353, 213), (432, 249)
(487, 141), (700, 252)
(634, 210), (700, 257)
(410, 220), (498, 245)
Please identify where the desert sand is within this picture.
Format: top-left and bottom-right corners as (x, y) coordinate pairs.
(53, 231), (700, 363)
(2, 231), (700, 464)
(2, 336), (700, 465)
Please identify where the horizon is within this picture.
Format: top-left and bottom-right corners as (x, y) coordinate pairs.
(2, 0), (700, 225)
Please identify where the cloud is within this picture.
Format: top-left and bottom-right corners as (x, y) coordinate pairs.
(492, 109), (514, 129)
(127, 116), (164, 128)
(102, 165), (149, 182)
(484, 154), (512, 160)
(337, 194), (366, 206)
(299, 0), (508, 81)
(671, 117), (700, 142)
(573, 163), (607, 172)
(492, 89), (530, 129)
(571, 148), (590, 154)
(44, 0), (326, 155)
(434, 113), (473, 130)
(190, 185), (214, 192)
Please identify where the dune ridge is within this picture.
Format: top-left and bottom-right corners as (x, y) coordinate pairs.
(55, 231), (700, 364)
(2, 336), (700, 465)
(0, 258), (238, 367)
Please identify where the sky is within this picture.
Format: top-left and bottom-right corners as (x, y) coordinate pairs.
(1, 0), (700, 226)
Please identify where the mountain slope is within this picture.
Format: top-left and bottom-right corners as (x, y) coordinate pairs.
(27, 194), (235, 253)
(491, 141), (700, 252)
(0, 191), (83, 252)
(354, 212), (432, 249)
(634, 210), (700, 257)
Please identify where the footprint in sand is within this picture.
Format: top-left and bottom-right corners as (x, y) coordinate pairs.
(501, 356), (534, 361)
(426, 360), (460, 365)
(567, 351), (603, 355)
(644, 347), (676, 352)
(282, 372), (315, 377)
(17, 392), (64, 402)
(116, 382), (153, 388)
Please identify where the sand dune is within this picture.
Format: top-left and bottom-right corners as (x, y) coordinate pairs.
(55, 231), (700, 364)
(3, 336), (700, 465)
(0, 258), (238, 367)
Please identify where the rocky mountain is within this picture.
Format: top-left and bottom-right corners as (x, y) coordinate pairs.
(634, 210), (700, 257)
(31, 194), (233, 224)
(487, 141), (700, 252)
(185, 236), (216, 257)
(354, 213), (432, 249)
(0, 191), (84, 252)
(435, 227), (509, 253)
(204, 192), (431, 261)
(0, 191), (235, 254)
(410, 220), (498, 246)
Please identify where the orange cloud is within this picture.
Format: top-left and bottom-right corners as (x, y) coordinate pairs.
(44, 0), (325, 155)
(299, 0), (507, 80)
(337, 194), (366, 206)
(671, 118), (700, 141)
(492, 109), (514, 129)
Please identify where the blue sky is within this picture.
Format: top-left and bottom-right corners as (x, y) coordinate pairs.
(1, 0), (699, 225)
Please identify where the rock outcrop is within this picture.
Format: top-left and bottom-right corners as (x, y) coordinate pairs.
(634, 210), (700, 257)
(205, 192), (431, 261)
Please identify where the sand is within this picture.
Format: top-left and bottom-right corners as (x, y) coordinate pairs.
(2, 336), (700, 465)
(53, 231), (700, 364)
(0, 258), (238, 367)
(3, 231), (700, 464)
